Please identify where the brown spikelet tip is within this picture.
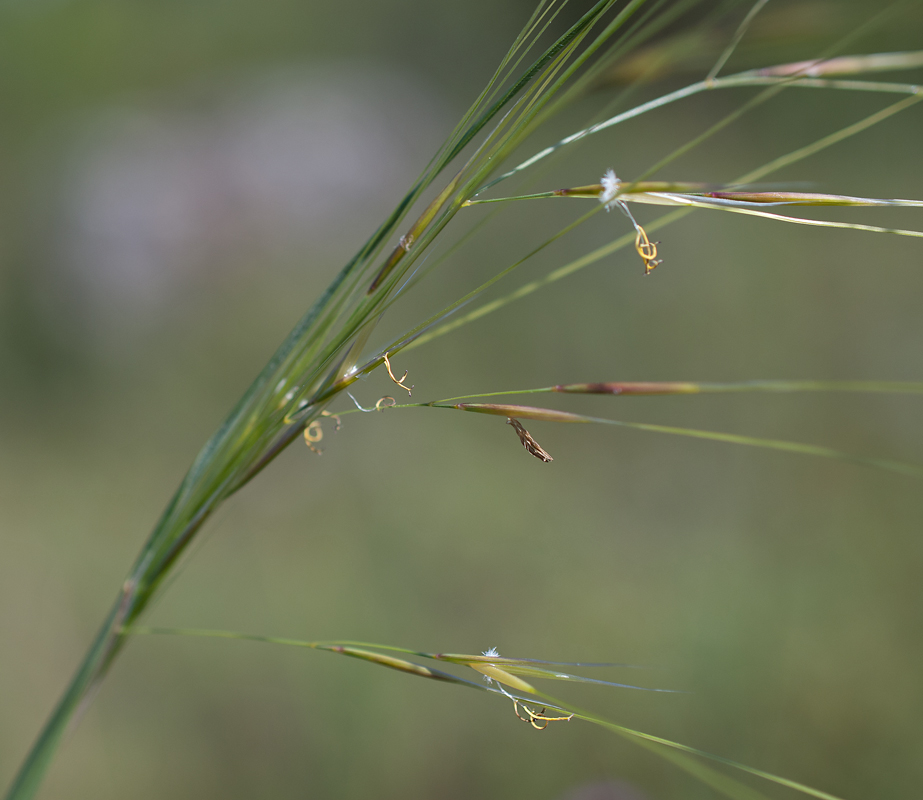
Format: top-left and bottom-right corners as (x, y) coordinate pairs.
(507, 418), (553, 463)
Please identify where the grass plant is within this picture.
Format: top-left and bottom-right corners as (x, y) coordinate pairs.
(5, 1), (923, 798)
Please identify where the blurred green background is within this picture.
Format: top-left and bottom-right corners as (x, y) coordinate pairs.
(2, 1), (922, 798)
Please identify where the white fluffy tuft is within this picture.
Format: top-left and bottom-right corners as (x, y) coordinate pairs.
(600, 168), (620, 207)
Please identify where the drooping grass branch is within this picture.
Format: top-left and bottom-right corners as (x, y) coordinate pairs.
(122, 625), (847, 800)
(406, 93), (922, 352)
(325, 390), (923, 480)
(471, 177), (923, 266)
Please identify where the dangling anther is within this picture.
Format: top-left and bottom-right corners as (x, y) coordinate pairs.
(320, 410), (342, 431)
(304, 420), (324, 454)
(510, 698), (573, 730)
(634, 224), (662, 274)
(512, 699), (531, 723)
(524, 706), (574, 730)
(613, 197), (663, 274)
(382, 353), (413, 396)
(507, 418), (553, 463)
(375, 396), (396, 411)
(493, 680), (572, 730)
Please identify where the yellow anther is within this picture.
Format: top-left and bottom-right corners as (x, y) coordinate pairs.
(511, 699), (573, 730)
(634, 225), (662, 274)
(382, 353), (413, 396)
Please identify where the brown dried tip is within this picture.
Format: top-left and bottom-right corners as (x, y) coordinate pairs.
(507, 418), (553, 463)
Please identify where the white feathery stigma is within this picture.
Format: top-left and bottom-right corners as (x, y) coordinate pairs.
(600, 169), (621, 209)
(481, 647), (500, 683)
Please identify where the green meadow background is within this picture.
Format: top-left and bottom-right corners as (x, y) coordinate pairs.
(1, 1), (921, 798)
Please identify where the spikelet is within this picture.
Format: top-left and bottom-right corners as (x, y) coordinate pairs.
(507, 418), (553, 462)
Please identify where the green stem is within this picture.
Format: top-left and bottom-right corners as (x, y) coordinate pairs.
(4, 600), (124, 800)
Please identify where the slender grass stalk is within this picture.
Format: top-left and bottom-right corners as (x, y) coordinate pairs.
(437, 379), (923, 399)
(480, 43), (923, 192)
(704, 0), (771, 84)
